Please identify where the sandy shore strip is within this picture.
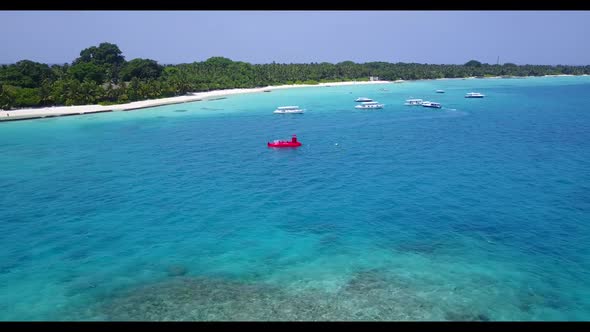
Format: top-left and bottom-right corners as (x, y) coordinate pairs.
(0, 80), (390, 122)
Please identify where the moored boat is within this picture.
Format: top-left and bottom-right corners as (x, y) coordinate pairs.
(274, 106), (304, 114)
(465, 92), (485, 98)
(355, 97), (373, 102)
(404, 99), (423, 106)
(355, 101), (384, 109)
(421, 101), (442, 109)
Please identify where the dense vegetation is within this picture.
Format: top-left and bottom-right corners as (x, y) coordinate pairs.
(1, 43), (589, 110)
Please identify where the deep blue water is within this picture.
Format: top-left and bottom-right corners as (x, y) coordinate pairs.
(1, 76), (589, 320)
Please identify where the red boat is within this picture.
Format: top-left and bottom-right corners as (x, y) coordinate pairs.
(267, 135), (302, 148)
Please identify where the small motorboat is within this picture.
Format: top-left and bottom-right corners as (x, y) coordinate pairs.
(421, 101), (442, 109)
(267, 135), (302, 148)
(436, 90), (445, 93)
(355, 101), (384, 109)
(274, 106), (304, 114)
(404, 98), (423, 106)
(465, 92), (485, 98)
(355, 97), (373, 102)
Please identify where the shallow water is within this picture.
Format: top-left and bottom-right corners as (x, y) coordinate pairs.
(1, 76), (589, 320)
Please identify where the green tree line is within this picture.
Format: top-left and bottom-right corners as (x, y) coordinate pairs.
(1, 43), (589, 109)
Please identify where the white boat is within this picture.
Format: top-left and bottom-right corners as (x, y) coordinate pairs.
(355, 97), (373, 102)
(421, 101), (442, 109)
(436, 90), (445, 93)
(465, 92), (485, 98)
(274, 106), (304, 114)
(355, 101), (384, 109)
(404, 99), (423, 106)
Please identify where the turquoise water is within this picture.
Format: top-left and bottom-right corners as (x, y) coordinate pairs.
(1, 76), (590, 321)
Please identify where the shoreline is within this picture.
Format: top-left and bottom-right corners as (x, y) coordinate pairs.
(0, 80), (389, 122)
(1, 74), (588, 122)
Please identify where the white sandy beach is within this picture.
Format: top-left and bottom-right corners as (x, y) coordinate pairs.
(0, 80), (390, 121)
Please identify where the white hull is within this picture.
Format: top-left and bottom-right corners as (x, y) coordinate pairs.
(405, 99), (423, 106)
(274, 105), (304, 114)
(274, 110), (304, 114)
(465, 92), (485, 98)
(421, 101), (441, 108)
(355, 104), (384, 109)
(355, 97), (373, 102)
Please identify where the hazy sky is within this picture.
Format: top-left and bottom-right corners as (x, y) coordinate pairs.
(1, 11), (589, 65)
